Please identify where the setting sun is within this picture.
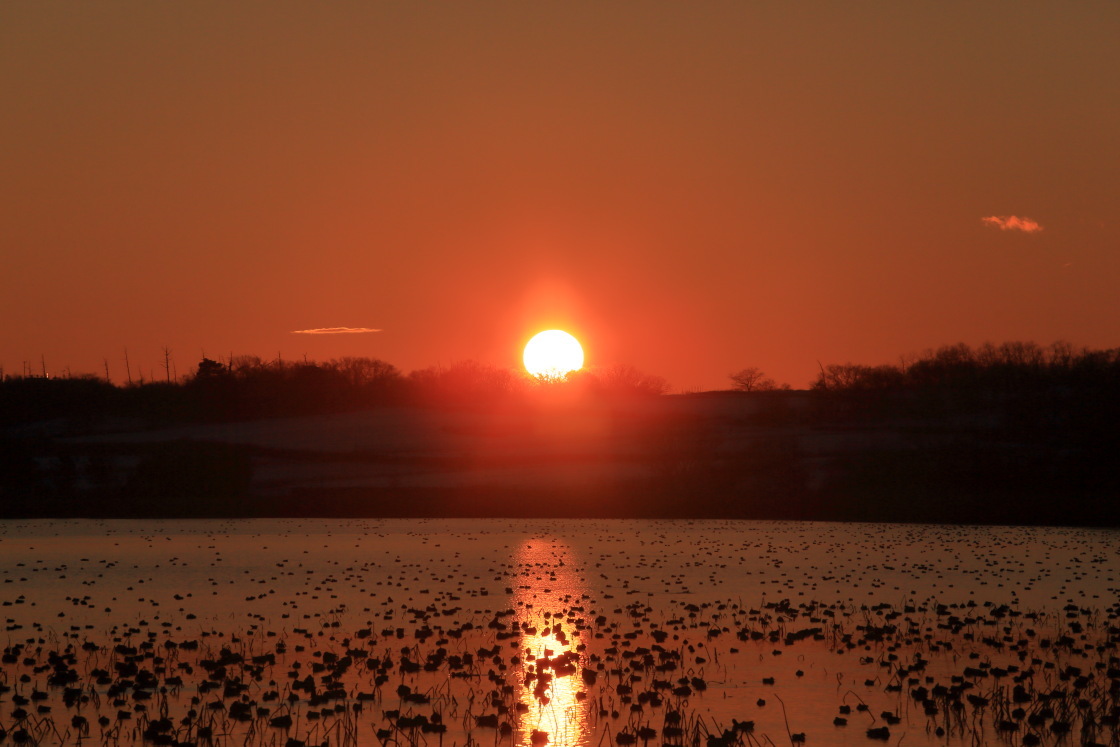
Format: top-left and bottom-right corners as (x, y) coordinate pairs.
(523, 330), (584, 378)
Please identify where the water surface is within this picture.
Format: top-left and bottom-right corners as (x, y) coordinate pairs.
(1, 519), (1117, 746)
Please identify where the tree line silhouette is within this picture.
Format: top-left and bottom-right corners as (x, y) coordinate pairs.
(0, 355), (670, 426)
(811, 341), (1120, 394)
(3, 341), (1118, 426)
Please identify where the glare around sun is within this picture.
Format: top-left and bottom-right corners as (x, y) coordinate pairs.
(523, 330), (584, 378)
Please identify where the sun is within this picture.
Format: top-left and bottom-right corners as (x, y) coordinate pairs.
(523, 330), (584, 379)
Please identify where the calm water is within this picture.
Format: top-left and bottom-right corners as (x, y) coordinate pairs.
(1, 519), (1117, 746)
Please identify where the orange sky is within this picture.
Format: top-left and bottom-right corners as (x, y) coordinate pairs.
(3, 2), (1118, 390)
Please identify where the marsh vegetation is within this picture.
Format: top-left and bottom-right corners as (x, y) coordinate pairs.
(0, 519), (1117, 747)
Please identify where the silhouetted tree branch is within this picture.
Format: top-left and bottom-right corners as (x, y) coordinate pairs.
(730, 367), (780, 392)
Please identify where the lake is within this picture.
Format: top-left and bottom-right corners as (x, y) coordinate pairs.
(1, 519), (1117, 746)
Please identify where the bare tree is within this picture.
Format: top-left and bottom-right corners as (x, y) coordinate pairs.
(593, 364), (669, 396)
(331, 356), (400, 387)
(730, 367), (777, 392)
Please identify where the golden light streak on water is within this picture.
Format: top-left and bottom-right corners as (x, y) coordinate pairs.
(514, 538), (591, 747)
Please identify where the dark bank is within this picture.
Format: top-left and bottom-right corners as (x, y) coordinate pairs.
(2, 342), (1118, 525)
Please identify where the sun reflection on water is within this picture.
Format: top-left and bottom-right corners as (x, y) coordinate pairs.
(514, 539), (591, 747)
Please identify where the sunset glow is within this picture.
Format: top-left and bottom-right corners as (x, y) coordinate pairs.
(524, 330), (584, 379)
(3, 5), (1120, 747)
(3, 5), (1117, 389)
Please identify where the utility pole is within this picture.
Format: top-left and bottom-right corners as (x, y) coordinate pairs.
(162, 347), (172, 383)
(41, 355), (47, 379)
(104, 359), (111, 383)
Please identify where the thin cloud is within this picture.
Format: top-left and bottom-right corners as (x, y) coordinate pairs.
(291, 327), (382, 335)
(982, 215), (1043, 233)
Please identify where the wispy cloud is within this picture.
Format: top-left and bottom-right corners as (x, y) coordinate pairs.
(291, 327), (382, 335)
(982, 215), (1043, 233)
